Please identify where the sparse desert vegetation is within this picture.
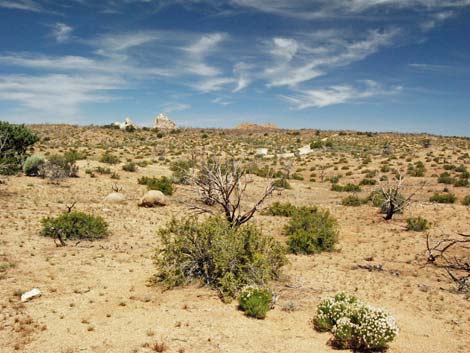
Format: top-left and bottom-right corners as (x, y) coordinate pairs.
(1, 123), (470, 352)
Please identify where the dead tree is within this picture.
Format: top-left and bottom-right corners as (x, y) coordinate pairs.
(188, 159), (276, 228)
(377, 172), (424, 220)
(426, 232), (470, 293)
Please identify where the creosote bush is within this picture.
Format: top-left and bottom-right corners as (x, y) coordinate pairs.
(138, 176), (174, 195)
(429, 193), (456, 204)
(122, 162), (137, 172)
(23, 155), (45, 176)
(406, 217), (429, 232)
(314, 293), (399, 351)
(341, 195), (365, 207)
(263, 202), (298, 217)
(238, 286), (272, 319)
(41, 212), (108, 244)
(285, 207), (338, 254)
(99, 152), (120, 164)
(153, 216), (287, 301)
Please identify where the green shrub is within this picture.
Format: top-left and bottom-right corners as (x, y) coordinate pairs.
(341, 195), (364, 207)
(462, 196), (470, 206)
(0, 121), (38, 175)
(138, 176), (174, 195)
(263, 202), (298, 217)
(359, 178), (376, 186)
(331, 183), (361, 192)
(170, 160), (194, 184)
(99, 152), (120, 164)
(314, 293), (399, 351)
(406, 217), (429, 231)
(95, 166), (111, 174)
(438, 172), (455, 184)
(285, 207), (338, 254)
(454, 178), (469, 187)
(238, 287), (272, 319)
(272, 178), (291, 189)
(429, 193), (456, 204)
(153, 216), (287, 301)
(40, 212), (108, 243)
(23, 155), (45, 176)
(122, 162), (137, 172)
(42, 153), (79, 178)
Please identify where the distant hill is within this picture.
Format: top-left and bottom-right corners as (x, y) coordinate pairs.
(233, 122), (279, 130)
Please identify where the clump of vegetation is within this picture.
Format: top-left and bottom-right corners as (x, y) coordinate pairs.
(170, 160), (194, 184)
(341, 195), (365, 207)
(23, 155), (45, 176)
(462, 195), (470, 206)
(41, 210), (108, 245)
(122, 162), (137, 172)
(429, 193), (456, 204)
(272, 177), (291, 189)
(153, 216), (287, 301)
(263, 202), (298, 217)
(406, 217), (429, 231)
(100, 152), (120, 164)
(407, 161), (426, 177)
(0, 121), (38, 175)
(285, 207), (338, 254)
(238, 287), (272, 319)
(41, 153), (80, 179)
(314, 293), (399, 351)
(331, 183), (361, 192)
(138, 176), (174, 195)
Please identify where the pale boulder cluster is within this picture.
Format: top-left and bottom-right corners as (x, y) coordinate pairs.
(112, 113), (176, 131)
(255, 144), (313, 159)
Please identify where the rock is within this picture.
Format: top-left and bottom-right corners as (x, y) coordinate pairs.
(153, 113), (176, 130)
(21, 288), (41, 302)
(138, 190), (168, 207)
(104, 192), (126, 203)
(256, 148), (268, 156)
(114, 117), (137, 131)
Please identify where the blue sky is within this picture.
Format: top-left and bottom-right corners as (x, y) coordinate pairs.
(0, 1), (469, 135)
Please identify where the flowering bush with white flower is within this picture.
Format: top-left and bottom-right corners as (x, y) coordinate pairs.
(314, 292), (399, 351)
(238, 286), (273, 319)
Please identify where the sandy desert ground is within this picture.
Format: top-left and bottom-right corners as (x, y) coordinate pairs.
(1, 125), (470, 353)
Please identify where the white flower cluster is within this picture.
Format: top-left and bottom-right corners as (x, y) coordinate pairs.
(314, 292), (399, 351)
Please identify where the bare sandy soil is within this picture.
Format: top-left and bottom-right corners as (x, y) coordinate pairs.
(1, 126), (469, 353)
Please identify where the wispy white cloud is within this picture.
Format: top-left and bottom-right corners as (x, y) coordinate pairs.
(420, 11), (455, 30)
(281, 80), (402, 109)
(52, 23), (73, 43)
(0, 0), (42, 12)
(0, 74), (123, 117)
(162, 102), (190, 113)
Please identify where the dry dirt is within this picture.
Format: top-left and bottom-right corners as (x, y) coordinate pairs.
(1, 125), (469, 353)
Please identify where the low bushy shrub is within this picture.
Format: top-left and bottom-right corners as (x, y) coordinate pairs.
(153, 216), (287, 301)
(138, 176), (174, 195)
(122, 162), (137, 172)
(285, 207), (338, 254)
(429, 193), (456, 204)
(314, 293), (399, 351)
(170, 160), (194, 184)
(331, 183), (362, 192)
(463, 195), (470, 206)
(41, 153), (79, 179)
(100, 152), (120, 164)
(23, 155), (45, 176)
(341, 195), (364, 207)
(263, 202), (298, 217)
(406, 217), (429, 231)
(238, 286), (272, 319)
(40, 212), (108, 243)
(272, 178), (291, 189)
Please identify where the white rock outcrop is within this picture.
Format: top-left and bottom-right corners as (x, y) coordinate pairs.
(104, 192), (126, 203)
(138, 190), (168, 207)
(113, 117), (137, 130)
(153, 113), (176, 130)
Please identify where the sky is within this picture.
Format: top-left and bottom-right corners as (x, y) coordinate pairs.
(0, 1), (469, 136)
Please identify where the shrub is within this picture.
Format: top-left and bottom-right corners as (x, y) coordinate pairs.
(463, 195), (470, 206)
(454, 178), (469, 187)
(122, 162), (137, 172)
(263, 202), (298, 217)
(40, 212), (108, 244)
(430, 193), (456, 204)
(285, 207), (338, 254)
(95, 166), (111, 174)
(272, 178), (291, 189)
(331, 183), (361, 192)
(23, 155), (45, 176)
(359, 178), (376, 186)
(314, 293), (399, 351)
(153, 216), (287, 301)
(238, 287), (272, 319)
(138, 176), (174, 195)
(0, 121), (38, 175)
(170, 160), (194, 184)
(406, 217), (429, 231)
(438, 172), (455, 184)
(41, 153), (79, 179)
(100, 152), (120, 164)
(341, 195), (364, 207)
